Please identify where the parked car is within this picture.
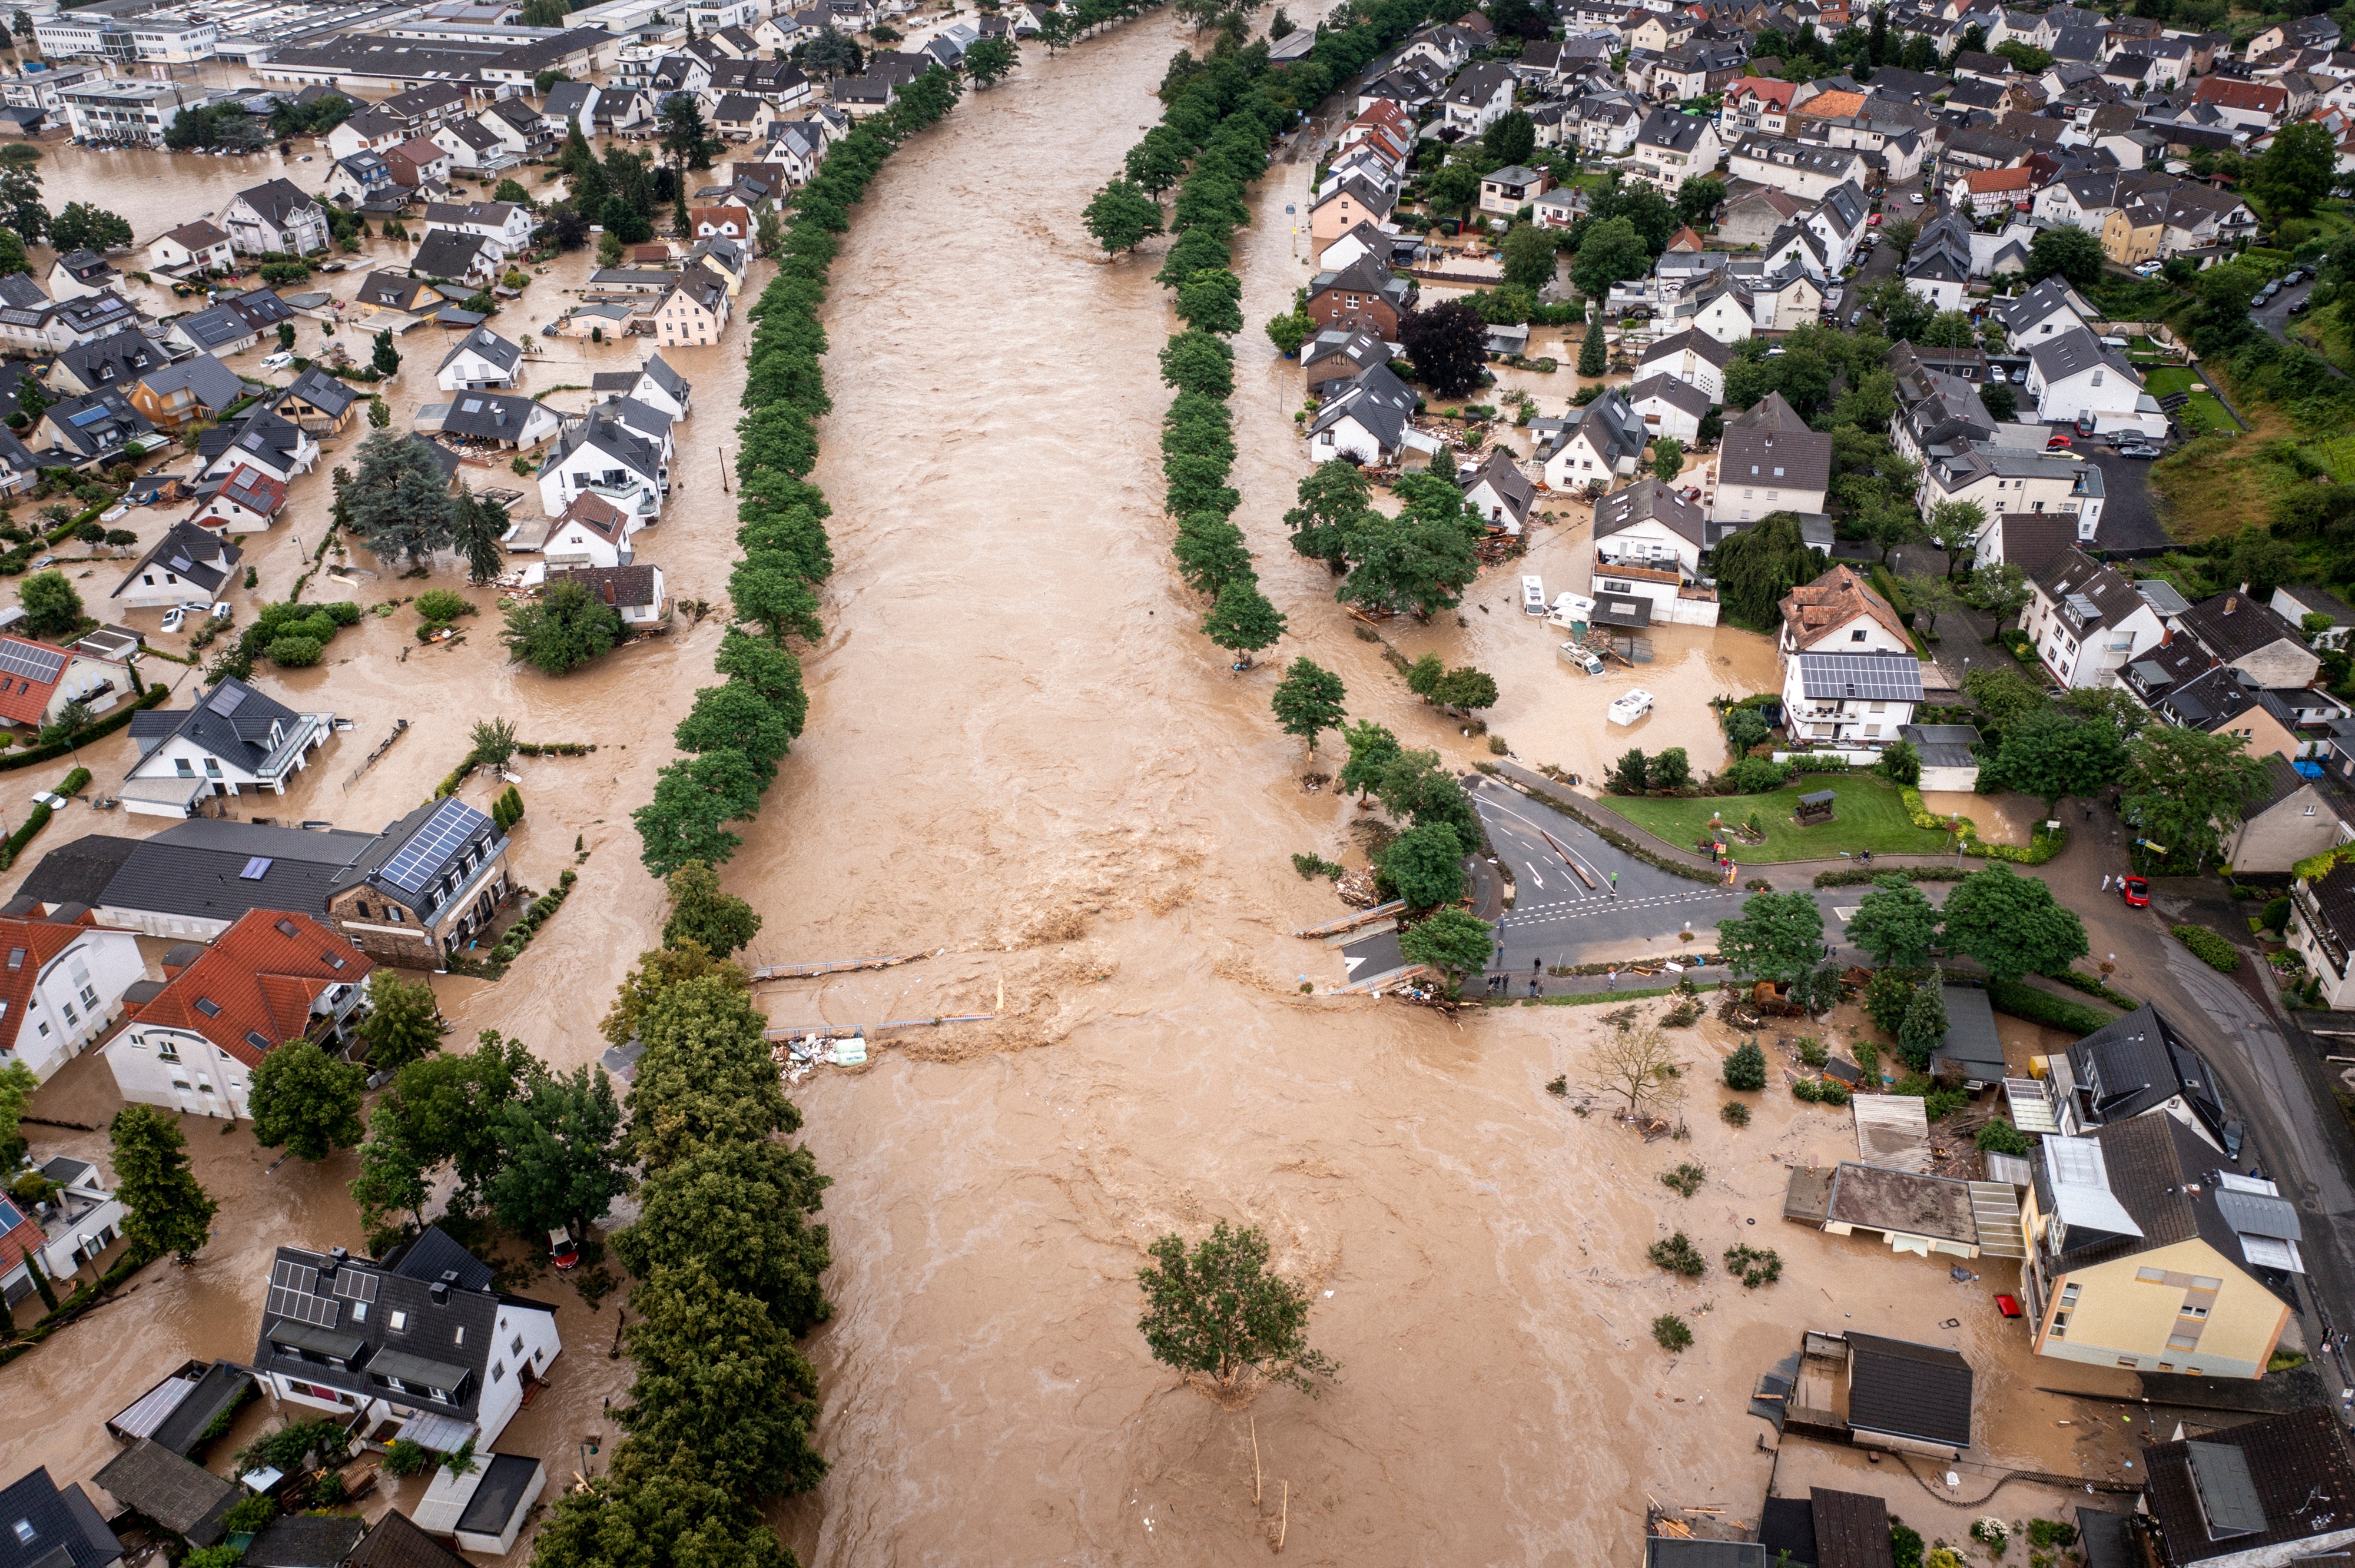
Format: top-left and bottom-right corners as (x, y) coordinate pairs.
(2120, 876), (2150, 908)
(1908, 192), (1924, 204)
(1868, 212), (1882, 225)
(2117, 441), (2160, 458)
(160, 607), (185, 633)
(1990, 364), (2007, 382)
(259, 351), (294, 371)
(2045, 433), (2073, 450)
(2291, 297), (2313, 314)
(2134, 261), (2163, 277)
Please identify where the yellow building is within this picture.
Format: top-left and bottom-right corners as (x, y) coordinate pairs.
(2019, 1116), (2299, 1380)
(2102, 201), (2162, 265)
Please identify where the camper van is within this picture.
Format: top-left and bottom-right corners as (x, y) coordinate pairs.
(1521, 574), (1546, 615)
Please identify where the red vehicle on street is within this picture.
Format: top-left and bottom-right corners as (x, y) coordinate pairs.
(2120, 876), (2151, 907)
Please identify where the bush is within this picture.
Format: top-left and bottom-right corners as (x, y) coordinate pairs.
(1976, 1119), (2031, 1156)
(1660, 1161), (1706, 1197)
(2026, 1521), (2078, 1550)
(221, 1496), (277, 1535)
(1893, 1523), (1925, 1568)
(383, 1439), (428, 1477)
(1985, 978), (2117, 1036)
(2172, 923), (2242, 972)
(1648, 1231), (1707, 1276)
(1291, 852), (1343, 879)
(414, 589), (470, 623)
(1723, 1243), (1782, 1287)
(1719, 755), (1791, 793)
(1814, 1079), (1851, 1106)
(1722, 1039), (1766, 1091)
(2263, 896), (2292, 934)
(1720, 1099), (1750, 1126)
(266, 635), (324, 667)
(1651, 1313), (1693, 1351)
(1924, 1086), (1968, 1121)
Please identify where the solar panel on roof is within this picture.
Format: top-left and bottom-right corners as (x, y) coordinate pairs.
(0, 641), (67, 685)
(207, 686), (247, 717)
(381, 797), (489, 895)
(266, 1258), (340, 1328)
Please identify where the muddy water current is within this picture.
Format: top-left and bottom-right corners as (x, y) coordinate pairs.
(0, 30), (2137, 1568)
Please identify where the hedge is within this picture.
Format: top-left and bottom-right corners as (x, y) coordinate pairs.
(1985, 977), (2120, 1036)
(2171, 923), (2243, 972)
(0, 684), (168, 773)
(1899, 785), (2067, 864)
(2042, 967), (2138, 1009)
(1813, 865), (1972, 888)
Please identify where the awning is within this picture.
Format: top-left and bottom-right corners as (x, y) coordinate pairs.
(396, 1411), (478, 1453)
(118, 774), (208, 817)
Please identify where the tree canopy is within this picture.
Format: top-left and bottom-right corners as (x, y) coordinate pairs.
(250, 1041), (366, 1162)
(1717, 891), (1826, 988)
(1936, 865), (2088, 982)
(1135, 1221), (1338, 1394)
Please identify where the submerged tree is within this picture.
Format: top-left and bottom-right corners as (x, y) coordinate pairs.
(1136, 1220), (1338, 1395)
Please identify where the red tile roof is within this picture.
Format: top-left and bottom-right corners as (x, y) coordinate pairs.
(1727, 76), (1798, 107)
(0, 915), (128, 1061)
(134, 909), (373, 1069)
(0, 637), (66, 727)
(1780, 564), (1911, 651)
(2194, 77), (2288, 112)
(0, 1202), (44, 1276)
(1964, 167), (2036, 192)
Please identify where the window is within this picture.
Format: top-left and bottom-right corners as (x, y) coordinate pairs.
(79, 985), (97, 1009)
(157, 1040), (177, 1061)
(453, 1327), (465, 1346)
(491, 1361), (505, 1383)
(389, 1310), (408, 1330)
(13, 1523), (34, 1549)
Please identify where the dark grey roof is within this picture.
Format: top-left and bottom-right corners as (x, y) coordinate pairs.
(139, 356), (243, 417)
(0, 1471), (120, 1568)
(1638, 327), (1735, 370)
(2143, 1407), (2355, 1566)
(327, 797), (502, 926)
(1932, 983), (2004, 1079)
(113, 519), (240, 600)
(1897, 723), (1981, 769)
(1308, 362), (1417, 451)
(2027, 327), (2140, 390)
(1301, 325), (1389, 387)
(453, 1456), (541, 1536)
(437, 327), (520, 377)
(410, 230), (489, 280)
(1645, 1543), (1767, 1568)
(348, 1515), (465, 1568)
(171, 305), (257, 351)
(91, 1440), (237, 1546)
(2067, 1005), (2229, 1146)
(52, 330), (162, 391)
(2276, 583), (2355, 624)
(1627, 373), (1713, 421)
(84, 815), (372, 925)
(1842, 1332), (1972, 1449)
(273, 366), (360, 418)
(2176, 589), (2306, 665)
(1637, 105), (1711, 152)
(551, 408), (658, 474)
(1989, 512), (2077, 575)
(13, 833), (140, 908)
(236, 178), (322, 228)
(146, 1361), (254, 1457)
(440, 393), (549, 441)
(246, 1517), (364, 1568)
(386, 1223), (496, 1291)
(2031, 549), (2150, 636)
(638, 353), (688, 401)
(1596, 478), (1707, 550)
(1720, 417), (1832, 496)
(1810, 1489), (1894, 1568)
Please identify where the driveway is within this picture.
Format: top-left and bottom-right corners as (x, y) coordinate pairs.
(2251, 275), (2340, 375)
(2086, 449), (2172, 554)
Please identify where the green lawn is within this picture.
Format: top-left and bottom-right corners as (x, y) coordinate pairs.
(2143, 366), (2238, 434)
(1606, 775), (1956, 865)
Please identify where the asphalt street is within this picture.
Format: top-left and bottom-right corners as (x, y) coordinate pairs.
(2252, 273), (2330, 370)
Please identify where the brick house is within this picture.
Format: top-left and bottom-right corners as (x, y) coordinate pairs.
(324, 796), (510, 968)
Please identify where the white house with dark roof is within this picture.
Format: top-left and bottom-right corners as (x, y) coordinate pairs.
(1630, 106), (1723, 190)
(0, 1467), (122, 1568)
(410, 231), (497, 290)
(223, 181), (329, 258)
(2025, 327), (2165, 437)
(1541, 387), (1649, 491)
(1920, 444), (2105, 541)
(1783, 648), (1925, 745)
(1636, 328), (1733, 400)
(1460, 450), (1535, 536)
(2273, 584), (2355, 650)
(1440, 61), (1515, 134)
(1627, 374), (1712, 443)
(435, 328), (523, 392)
(2023, 548), (2168, 688)
(537, 410), (666, 520)
(200, 408), (318, 487)
(1708, 392), (1832, 525)
(429, 393), (559, 451)
(120, 676), (334, 812)
(1995, 275), (2097, 343)
(251, 1225), (559, 1449)
(112, 520), (240, 613)
(1595, 478), (1709, 574)
(1306, 363), (1433, 468)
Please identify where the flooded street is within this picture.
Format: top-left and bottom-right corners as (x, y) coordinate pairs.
(0, 26), (2124, 1568)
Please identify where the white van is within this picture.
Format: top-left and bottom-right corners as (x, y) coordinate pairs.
(1521, 574), (1546, 615)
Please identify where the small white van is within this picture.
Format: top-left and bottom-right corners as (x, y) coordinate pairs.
(1521, 574), (1546, 615)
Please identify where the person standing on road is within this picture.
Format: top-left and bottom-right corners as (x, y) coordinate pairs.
(1607, 966), (1618, 991)
(2102, 874), (2112, 892)
(1610, 872), (1618, 889)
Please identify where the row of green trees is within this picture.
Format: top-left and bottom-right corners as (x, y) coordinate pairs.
(530, 875), (832, 1568)
(629, 65), (963, 878)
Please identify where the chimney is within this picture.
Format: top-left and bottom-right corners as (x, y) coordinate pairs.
(2224, 595), (2237, 614)
(430, 1280), (448, 1304)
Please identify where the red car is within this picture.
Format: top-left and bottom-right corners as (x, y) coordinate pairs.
(2046, 433), (2074, 450)
(2120, 876), (2151, 907)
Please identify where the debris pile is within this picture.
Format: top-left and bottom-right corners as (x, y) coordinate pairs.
(1335, 867), (1380, 907)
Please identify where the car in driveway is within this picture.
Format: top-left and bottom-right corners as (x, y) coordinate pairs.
(2117, 441), (2160, 458)
(2046, 433), (2073, 450)
(2291, 297), (2312, 315)
(2120, 876), (2151, 907)
(1908, 192), (1923, 204)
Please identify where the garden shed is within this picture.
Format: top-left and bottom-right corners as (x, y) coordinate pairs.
(1796, 789), (1837, 825)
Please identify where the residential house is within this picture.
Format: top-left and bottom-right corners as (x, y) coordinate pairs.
(2021, 1120), (2297, 1378)
(687, 204), (755, 243)
(111, 520), (241, 616)
(541, 80), (601, 135)
(0, 631), (135, 738)
(1309, 172), (1398, 247)
(200, 410), (317, 488)
(2118, 634), (2310, 764)
(224, 179), (331, 258)
(1631, 108), (1723, 191)
(250, 1225), (560, 1449)
(434, 328), (523, 392)
(348, 1514), (466, 1568)
(1709, 391), (1833, 526)
(536, 411), (666, 520)
(325, 152), (399, 213)
(430, 393), (559, 451)
(2221, 755), (2345, 872)
(2173, 588), (2325, 693)
(1725, 135), (1870, 202)
(1300, 327), (1391, 397)
(1627, 374), (1712, 444)
(2022, 549), (2167, 687)
(118, 675), (333, 816)
(101, 909), (368, 1121)
(35, 390), (155, 471)
(1776, 564), (1912, 667)
(190, 467), (288, 536)
(0, 912), (146, 1083)
(322, 797), (510, 968)
(383, 137), (455, 191)
(48, 330), (164, 398)
(1305, 364), (1432, 467)
(1477, 164), (1551, 216)
(1972, 511), (2079, 574)
(1305, 257), (1412, 338)
(351, 271), (447, 325)
(2191, 75), (2290, 130)
(653, 264), (729, 348)
(1782, 640), (1925, 745)
(244, 1519), (363, 1568)
(421, 200), (534, 259)
(411, 230), (499, 290)
(0, 283), (140, 357)
(1636, 328), (1733, 400)
(1678, 273), (1759, 345)
(2025, 328), (2163, 436)
(1994, 275), (2097, 343)
(267, 368), (361, 437)
(2290, 854), (2355, 1008)
(128, 357), (242, 436)
(539, 490), (638, 570)
(589, 354), (691, 420)
(431, 118), (512, 175)
(2140, 1408), (2355, 1567)
(1539, 387), (1648, 491)
(2273, 583), (2355, 649)
(1595, 478), (1709, 576)
(1951, 165), (2039, 215)
(145, 221), (234, 278)
(548, 564), (667, 629)
(162, 304), (262, 360)
(1921, 446), (2105, 542)
(412, 1455), (545, 1557)
(1460, 449), (1535, 536)
(1716, 185), (1809, 247)
(1440, 62), (1515, 135)
(1719, 75), (1799, 138)
(46, 251), (118, 304)
(473, 95), (552, 162)
(2, 1156), (125, 1311)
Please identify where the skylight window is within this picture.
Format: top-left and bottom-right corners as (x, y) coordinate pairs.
(194, 998), (220, 1017)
